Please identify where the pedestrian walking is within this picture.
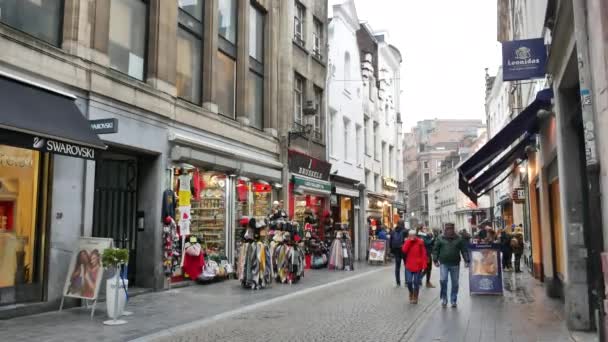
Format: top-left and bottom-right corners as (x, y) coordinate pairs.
(418, 227), (435, 288)
(512, 225), (525, 273)
(499, 228), (513, 271)
(432, 223), (470, 308)
(402, 229), (427, 304)
(390, 220), (407, 287)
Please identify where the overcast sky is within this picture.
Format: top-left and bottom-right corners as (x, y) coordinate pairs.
(331, 0), (502, 131)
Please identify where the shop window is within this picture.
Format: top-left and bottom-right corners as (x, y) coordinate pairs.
(0, 0), (63, 46)
(235, 179), (272, 261)
(0, 145), (47, 302)
(108, 0), (147, 80)
(177, 1), (204, 104)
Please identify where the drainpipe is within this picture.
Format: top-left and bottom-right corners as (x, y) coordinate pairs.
(572, 0), (605, 337)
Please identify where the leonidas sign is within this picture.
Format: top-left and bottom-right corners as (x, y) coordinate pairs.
(288, 149), (331, 182)
(502, 38), (547, 81)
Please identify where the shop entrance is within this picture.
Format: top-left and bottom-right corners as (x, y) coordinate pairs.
(92, 152), (139, 283)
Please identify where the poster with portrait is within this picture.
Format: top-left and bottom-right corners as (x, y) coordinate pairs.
(62, 237), (113, 300)
(369, 240), (386, 262)
(469, 244), (503, 295)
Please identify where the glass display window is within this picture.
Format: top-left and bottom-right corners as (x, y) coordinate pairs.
(0, 145), (46, 296)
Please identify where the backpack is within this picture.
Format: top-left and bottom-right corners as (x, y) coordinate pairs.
(510, 237), (520, 249)
(390, 229), (405, 249)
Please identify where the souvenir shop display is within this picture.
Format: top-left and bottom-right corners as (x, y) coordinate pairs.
(273, 230), (305, 284)
(190, 172), (226, 255)
(328, 228), (354, 271)
(182, 236), (205, 280)
(236, 218), (272, 289)
(196, 254), (234, 284)
(162, 216), (180, 277)
(303, 226), (329, 269)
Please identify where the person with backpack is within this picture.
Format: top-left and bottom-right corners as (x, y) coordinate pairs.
(512, 225), (525, 273)
(390, 220), (407, 287)
(432, 223), (470, 308)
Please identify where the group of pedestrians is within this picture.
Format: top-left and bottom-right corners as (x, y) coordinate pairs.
(476, 223), (525, 272)
(391, 221), (469, 307)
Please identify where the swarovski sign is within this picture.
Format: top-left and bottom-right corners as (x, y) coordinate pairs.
(89, 118), (118, 134)
(33, 137), (96, 159)
(502, 38), (547, 81)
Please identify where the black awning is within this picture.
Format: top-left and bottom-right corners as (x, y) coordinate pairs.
(458, 88), (553, 203)
(0, 75), (105, 160)
(458, 88), (552, 181)
(469, 134), (533, 193)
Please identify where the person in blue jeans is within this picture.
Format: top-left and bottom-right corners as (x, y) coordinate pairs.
(432, 223), (470, 308)
(389, 220), (407, 287)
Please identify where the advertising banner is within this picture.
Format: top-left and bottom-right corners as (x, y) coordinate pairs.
(502, 38), (547, 81)
(469, 243), (503, 295)
(369, 239), (386, 262)
(63, 237), (113, 300)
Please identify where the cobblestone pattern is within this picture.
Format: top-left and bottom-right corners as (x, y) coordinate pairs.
(0, 263), (380, 342)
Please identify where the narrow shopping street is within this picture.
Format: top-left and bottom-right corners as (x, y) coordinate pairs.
(0, 263), (593, 342)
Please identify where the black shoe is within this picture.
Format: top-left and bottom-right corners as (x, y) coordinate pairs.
(451, 303), (457, 308)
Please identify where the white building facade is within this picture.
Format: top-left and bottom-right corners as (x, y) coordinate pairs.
(327, 0), (365, 259)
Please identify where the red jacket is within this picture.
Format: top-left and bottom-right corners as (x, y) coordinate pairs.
(402, 238), (428, 272)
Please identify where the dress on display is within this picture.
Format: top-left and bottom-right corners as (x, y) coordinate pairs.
(328, 231), (354, 271)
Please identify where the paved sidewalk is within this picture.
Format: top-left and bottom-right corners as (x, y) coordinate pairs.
(409, 268), (598, 342)
(0, 262), (382, 342)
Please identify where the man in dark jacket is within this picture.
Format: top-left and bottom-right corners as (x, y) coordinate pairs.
(499, 227), (513, 271)
(432, 223), (470, 308)
(512, 225), (525, 273)
(390, 220), (407, 287)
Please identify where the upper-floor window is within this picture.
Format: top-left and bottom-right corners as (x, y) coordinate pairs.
(0, 0), (63, 46)
(177, 0), (204, 104)
(364, 117), (370, 155)
(313, 87), (323, 140)
(218, 0), (237, 44)
(294, 73), (304, 125)
(356, 125), (362, 165)
(373, 121), (379, 160)
(423, 161), (429, 169)
(294, 1), (305, 45)
(424, 173), (430, 187)
(249, 5), (265, 129)
(109, 0), (148, 80)
(343, 118), (350, 161)
(344, 52), (351, 90)
(313, 17), (323, 59)
(217, 0), (237, 118)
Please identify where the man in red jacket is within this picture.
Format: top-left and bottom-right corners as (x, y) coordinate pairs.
(402, 230), (428, 304)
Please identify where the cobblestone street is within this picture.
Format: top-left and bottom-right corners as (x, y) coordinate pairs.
(1, 263), (596, 342)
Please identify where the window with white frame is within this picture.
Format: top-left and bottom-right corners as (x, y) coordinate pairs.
(356, 125), (362, 165)
(343, 118), (350, 161)
(313, 18), (323, 59)
(294, 1), (305, 45)
(364, 117), (370, 155)
(294, 73), (304, 125)
(373, 121), (379, 160)
(329, 111), (336, 156)
(344, 52), (351, 91)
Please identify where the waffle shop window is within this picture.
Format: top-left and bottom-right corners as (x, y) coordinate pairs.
(0, 145), (50, 305)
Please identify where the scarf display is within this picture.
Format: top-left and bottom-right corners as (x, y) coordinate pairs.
(162, 217), (180, 277)
(274, 242), (305, 284)
(237, 240), (272, 289)
(328, 232), (354, 271)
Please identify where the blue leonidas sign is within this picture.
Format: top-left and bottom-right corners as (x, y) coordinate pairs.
(502, 38), (547, 81)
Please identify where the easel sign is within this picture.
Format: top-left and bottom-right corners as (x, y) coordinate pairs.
(60, 237), (113, 319)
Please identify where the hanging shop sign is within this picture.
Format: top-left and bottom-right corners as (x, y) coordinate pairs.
(293, 175), (332, 194)
(382, 177), (398, 190)
(288, 149), (331, 182)
(511, 188), (526, 203)
(89, 118), (118, 134)
(502, 38), (547, 81)
(0, 128), (97, 160)
(469, 243), (503, 295)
